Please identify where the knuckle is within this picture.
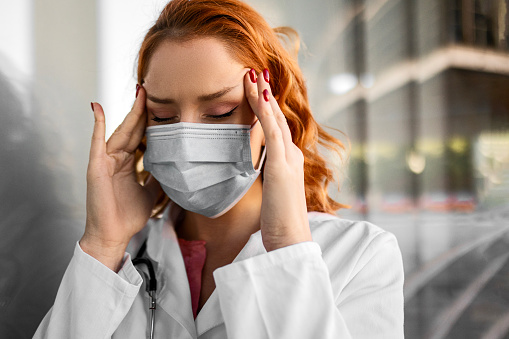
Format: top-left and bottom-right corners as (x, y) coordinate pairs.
(269, 128), (282, 140)
(114, 128), (132, 139)
(248, 88), (259, 99)
(262, 111), (274, 120)
(259, 106), (273, 118)
(276, 111), (287, 123)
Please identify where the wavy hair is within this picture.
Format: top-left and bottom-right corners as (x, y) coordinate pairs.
(135, 0), (349, 216)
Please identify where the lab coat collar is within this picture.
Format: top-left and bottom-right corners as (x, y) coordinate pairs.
(195, 227), (266, 336)
(144, 202), (267, 337)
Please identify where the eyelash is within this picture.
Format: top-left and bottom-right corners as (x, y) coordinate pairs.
(209, 106), (238, 119)
(151, 115), (176, 123)
(151, 106), (238, 123)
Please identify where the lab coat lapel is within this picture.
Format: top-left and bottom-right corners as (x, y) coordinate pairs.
(195, 230), (266, 336)
(146, 210), (197, 339)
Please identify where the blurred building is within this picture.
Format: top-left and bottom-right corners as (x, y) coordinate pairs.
(314, 0), (509, 338)
(320, 0), (509, 217)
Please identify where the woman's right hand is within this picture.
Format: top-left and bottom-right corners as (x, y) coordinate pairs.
(80, 86), (159, 272)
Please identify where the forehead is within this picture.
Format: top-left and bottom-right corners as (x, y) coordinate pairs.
(143, 37), (246, 100)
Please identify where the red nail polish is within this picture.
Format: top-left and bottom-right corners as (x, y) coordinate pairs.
(263, 89), (270, 102)
(249, 69), (257, 83)
(263, 68), (269, 83)
(90, 102), (94, 112)
(136, 84), (140, 98)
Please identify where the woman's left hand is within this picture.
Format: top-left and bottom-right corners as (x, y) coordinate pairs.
(244, 68), (312, 252)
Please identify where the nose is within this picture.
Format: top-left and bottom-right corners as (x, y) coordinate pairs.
(178, 108), (201, 123)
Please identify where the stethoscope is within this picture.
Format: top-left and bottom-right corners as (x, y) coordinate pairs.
(132, 239), (158, 339)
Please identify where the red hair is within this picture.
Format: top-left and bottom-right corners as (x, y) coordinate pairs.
(135, 0), (349, 216)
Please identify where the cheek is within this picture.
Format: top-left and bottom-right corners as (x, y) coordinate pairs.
(146, 117), (156, 127)
(146, 109), (157, 126)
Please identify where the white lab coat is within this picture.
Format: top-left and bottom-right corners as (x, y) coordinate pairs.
(33, 207), (404, 338)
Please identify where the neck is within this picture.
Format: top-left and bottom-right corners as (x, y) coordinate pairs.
(176, 176), (263, 253)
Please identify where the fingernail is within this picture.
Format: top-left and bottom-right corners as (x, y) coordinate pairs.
(249, 68), (257, 83)
(263, 68), (269, 83)
(90, 102), (94, 112)
(136, 84), (140, 98)
(263, 89), (270, 102)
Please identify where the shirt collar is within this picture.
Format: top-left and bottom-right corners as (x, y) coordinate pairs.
(145, 202), (197, 338)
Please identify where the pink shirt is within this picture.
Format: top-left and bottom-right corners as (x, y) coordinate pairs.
(178, 238), (207, 318)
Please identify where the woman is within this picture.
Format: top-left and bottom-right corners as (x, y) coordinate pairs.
(34, 0), (404, 338)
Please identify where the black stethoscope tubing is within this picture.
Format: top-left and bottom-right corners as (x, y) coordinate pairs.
(132, 239), (157, 339)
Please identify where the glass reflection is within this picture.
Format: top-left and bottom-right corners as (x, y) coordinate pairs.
(307, 0), (509, 337)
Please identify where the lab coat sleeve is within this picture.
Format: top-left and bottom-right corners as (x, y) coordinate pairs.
(336, 231), (404, 338)
(33, 241), (143, 339)
(213, 233), (404, 339)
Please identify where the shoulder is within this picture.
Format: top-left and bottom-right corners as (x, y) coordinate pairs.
(307, 212), (403, 300)
(308, 211), (398, 254)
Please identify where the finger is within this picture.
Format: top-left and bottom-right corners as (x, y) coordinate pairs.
(125, 88), (147, 153)
(125, 111), (146, 153)
(107, 85), (146, 154)
(257, 69), (290, 160)
(89, 102), (106, 161)
(244, 69), (285, 161)
(259, 69), (299, 161)
(265, 86), (294, 152)
(265, 93), (304, 165)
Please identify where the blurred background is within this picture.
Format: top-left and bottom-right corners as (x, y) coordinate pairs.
(0, 0), (508, 338)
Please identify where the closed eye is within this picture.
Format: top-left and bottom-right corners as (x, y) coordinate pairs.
(151, 115), (177, 123)
(150, 105), (239, 123)
(207, 105), (238, 119)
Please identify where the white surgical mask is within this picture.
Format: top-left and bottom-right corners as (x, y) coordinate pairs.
(143, 121), (266, 218)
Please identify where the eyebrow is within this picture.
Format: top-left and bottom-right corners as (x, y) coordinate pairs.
(146, 85), (239, 104)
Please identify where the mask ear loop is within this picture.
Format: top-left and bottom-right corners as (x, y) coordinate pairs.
(249, 118), (267, 172)
(249, 118), (259, 130)
(255, 146), (267, 171)
(248, 118), (266, 171)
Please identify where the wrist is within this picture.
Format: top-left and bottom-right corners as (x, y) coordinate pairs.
(262, 232), (313, 252)
(79, 234), (128, 272)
